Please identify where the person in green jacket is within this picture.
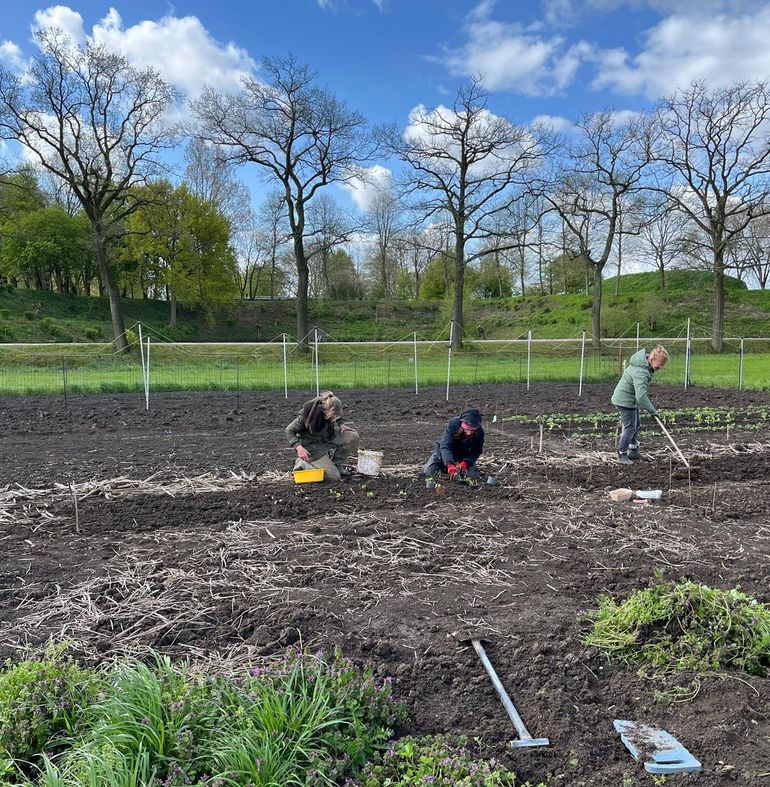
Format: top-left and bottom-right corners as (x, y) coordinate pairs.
(611, 346), (669, 465)
(285, 390), (360, 480)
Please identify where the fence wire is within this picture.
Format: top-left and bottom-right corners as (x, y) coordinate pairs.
(1, 334), (769, 400)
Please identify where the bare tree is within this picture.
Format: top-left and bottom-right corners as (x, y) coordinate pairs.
(729, 214), (770, 289)
(637, 199), (689, 291)
(394, 226), (438, 298)
(0, 30), (178, 351)
(383, 79), (548, 347)
(184, 138), (252, 230)
(537, 111), (651, 346)
(305, 193), (359, 298)
(648, 80), (770, 350)
(365, 188), (404, 297)
(192, 55), (375, 347)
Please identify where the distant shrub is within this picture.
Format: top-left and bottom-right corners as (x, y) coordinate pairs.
(83, 326), (102, 340)
(0, 309), (9, 318)
(0, 325), (14, 340)
(23, 311), (36, 321)
(40, 317), (68, 339)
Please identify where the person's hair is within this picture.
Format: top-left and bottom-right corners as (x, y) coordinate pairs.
(649, 345), (669, 365)
(319, 390), (342, 420)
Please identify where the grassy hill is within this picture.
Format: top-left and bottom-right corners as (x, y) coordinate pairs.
(1, 271), (768, 344)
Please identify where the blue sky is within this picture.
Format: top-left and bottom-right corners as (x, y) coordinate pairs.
(2, 0), (770, 210)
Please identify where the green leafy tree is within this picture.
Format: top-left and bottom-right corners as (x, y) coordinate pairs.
(0, 206), (93, 293)
(419, 255), (453, 300)
(474, 255), (513, 298)
(0, 30), (178, 351)
(123, 182), (238, 327)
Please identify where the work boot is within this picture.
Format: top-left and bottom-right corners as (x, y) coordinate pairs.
(628, 448), (652, 461)
(617, 452), (633, 466)
(337, 465), (353, 478)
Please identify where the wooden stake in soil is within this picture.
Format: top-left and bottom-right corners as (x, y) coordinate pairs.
(539, 424), (544, 454)
(69, 481), (80, 534)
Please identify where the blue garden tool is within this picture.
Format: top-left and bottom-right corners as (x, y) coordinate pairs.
(614, 719), (702, 774)
(465, 637), (549, 748)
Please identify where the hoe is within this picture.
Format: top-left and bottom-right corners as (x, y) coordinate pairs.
(461, 635), (549, 749)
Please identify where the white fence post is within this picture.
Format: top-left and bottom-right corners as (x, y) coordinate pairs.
(138, 322), (146, 380)
(578, 330), (586, 397)
(144, 336), (150, 411)
(684, 317), (691, 390)
(445, 322), (454, 402)
(282, 333), (288, 399)
(313, 328), (320, 397)
(526, 329), (532, 391)
(413, 332), (419, 395)
(739, 337), (744, 390)
(636, 321), (640, 350)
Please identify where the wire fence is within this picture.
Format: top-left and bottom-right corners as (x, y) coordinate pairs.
(1, 321), (769, 406)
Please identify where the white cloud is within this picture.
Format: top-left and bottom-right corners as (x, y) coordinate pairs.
(88, 8), (255, 99)
(587, 0), (763, 12)
(32, 5), (86, 44)
(592, 6), (770, 97)
(316, 0), (388, 11)
(23, 6), (255, 103)
(530, 113), (574, 132)
(339, 164), (393, 211)
(437, 1), (593, 95)
(0, 41), (29, 74)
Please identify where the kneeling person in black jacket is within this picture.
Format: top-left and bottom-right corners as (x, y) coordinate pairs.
(423, 408), (484, 480)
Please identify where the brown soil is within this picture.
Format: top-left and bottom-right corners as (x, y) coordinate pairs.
(1, 383), (769, 786)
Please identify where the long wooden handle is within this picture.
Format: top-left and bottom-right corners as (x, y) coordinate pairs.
(655, 416), (690, 468)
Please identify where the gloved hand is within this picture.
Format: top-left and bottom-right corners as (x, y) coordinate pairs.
(447, 463), (457, 479)
(458, 461), (468, 473)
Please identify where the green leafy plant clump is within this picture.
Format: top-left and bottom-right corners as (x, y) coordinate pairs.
(585, 576), (770, 677)
(349, 735), (545, 786)
(0, 646), (100, 782)
(0, 647), (406, 787)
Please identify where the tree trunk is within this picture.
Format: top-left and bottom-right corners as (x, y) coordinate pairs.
(451, 233), (465, 349)
(94, 231), (128, 353)
(591, 265), (603, 348)
(295, 238), (310, 351)
(169, 289), (177, 330)
(711, 250), (725, 351)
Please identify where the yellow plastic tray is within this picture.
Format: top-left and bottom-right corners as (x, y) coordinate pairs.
(293, 468), (325, 484)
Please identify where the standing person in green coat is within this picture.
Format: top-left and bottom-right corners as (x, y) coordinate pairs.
(611, 346), (669, 465)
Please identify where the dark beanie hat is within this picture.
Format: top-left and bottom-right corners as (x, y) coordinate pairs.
(460, 408), (482, 427)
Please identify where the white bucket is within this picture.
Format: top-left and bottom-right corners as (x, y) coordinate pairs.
(357, 449), (383, 477)
(635, 489), (662, 500)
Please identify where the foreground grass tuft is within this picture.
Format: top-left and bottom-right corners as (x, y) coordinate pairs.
(585, 576), (770, 677)
(0, 648), (406, 787)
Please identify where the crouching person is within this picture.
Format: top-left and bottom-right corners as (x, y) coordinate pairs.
(423, 408), (484, 480)
(286, 391), (359, 480)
